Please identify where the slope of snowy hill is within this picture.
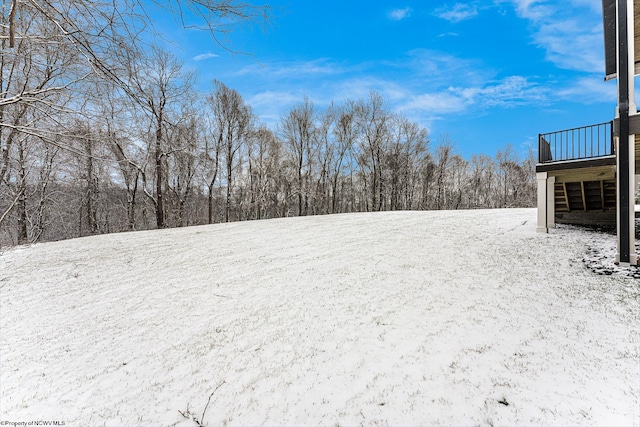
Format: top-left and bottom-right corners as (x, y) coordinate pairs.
(1, 208), (638, 426)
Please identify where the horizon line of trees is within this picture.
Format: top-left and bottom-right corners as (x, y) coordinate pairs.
(0, 74), (536, 246)
(0, 1), (536, 247)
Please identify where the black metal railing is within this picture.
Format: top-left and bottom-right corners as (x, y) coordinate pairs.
(538, 121), (614, 163)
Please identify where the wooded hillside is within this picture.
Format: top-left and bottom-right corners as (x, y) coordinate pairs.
(0, 1), (536, 246)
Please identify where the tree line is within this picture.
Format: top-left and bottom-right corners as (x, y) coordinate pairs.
(0, 1), (536, 246)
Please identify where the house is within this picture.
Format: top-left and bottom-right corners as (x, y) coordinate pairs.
(537, 0), (639, 265)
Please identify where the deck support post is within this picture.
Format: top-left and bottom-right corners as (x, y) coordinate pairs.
(547, 175), (556, 230)
(616, 133), (637, 264)
(536, 172), (555, 233)
(615, 0), (637, 265)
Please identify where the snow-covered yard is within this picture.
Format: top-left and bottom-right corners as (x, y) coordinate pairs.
(1, 208), (638, 426)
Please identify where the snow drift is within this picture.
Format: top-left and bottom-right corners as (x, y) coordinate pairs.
(1, 208), (638, 426)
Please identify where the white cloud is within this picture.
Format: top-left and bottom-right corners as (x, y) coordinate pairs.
(192, 52), (219, 61)
(504, 0), (604, 73)
(572, 0), (602, 14)
(535, 21), (602, 73)
(435, 3), (479, 23)
(235, 59), (345, 78)
(456, 76), (547, 107)
(405, 91), (470, 114)
(388, 7), (413, 21)
(218, 53), (556, 133)
(247, 91), (303, 127)
(249, 90), (301, 109)
(508, 0), (550, 21)
(438, 32), (460, 38)
(403, 76), (547, 115)
(335, 77), (409, 103)
(556, 77), (617, 104)
(509, 0), (598, 19)
(402, 49), (491, 87)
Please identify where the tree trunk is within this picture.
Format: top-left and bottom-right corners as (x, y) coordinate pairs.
(85, 139), (97, 235)
(128, 180), (137, 231)
(155, 121), (165, 228)
(16, 142), (27, 245)
(208, 183), (215, 224)
(225, 159), (232, 222)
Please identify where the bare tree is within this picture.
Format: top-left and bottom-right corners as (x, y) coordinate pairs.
(521, 147), (537, 207)
(496, 144), (521, 208)
(448, 155), (469, 210)
(128, 47), (194, 228)
(279, 97), (317, 216)
(166, 115), (200, 227)
(201, 116), (222, 225)
(71, 125), (101, 236)
(14, 135), (28, 244)
(386, 115), (429, 210)
(329, 101), (357, 214)
(434, 136), (454, 210)
(0, 0), (269, 141)
(0, 3), (79, 229)
(313, 106), (335, 214)
(99, 88), (143, 231)
(208, 80), (252, 222)
(355, 91), (389, 212)
(469, 154), (495, 208)
(110, 133), (141, 230)
(247, 126), (281, 220)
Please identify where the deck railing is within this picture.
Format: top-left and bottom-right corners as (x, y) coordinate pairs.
(538, 121), (614, 163)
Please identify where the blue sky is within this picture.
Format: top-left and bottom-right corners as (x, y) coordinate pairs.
(157, 0), (620, 159)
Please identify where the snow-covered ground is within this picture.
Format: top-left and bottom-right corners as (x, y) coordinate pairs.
(1, 208), (638, 426)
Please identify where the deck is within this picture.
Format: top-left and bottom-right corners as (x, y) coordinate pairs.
(536, 121), (621, 226)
